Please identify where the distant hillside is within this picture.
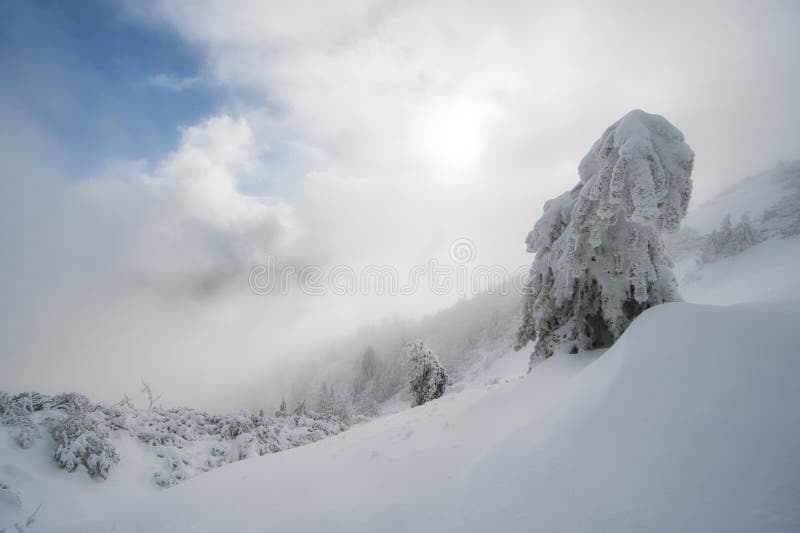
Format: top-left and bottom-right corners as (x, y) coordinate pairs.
(684, 160), (800, 234)
(666, 160), (800, 263)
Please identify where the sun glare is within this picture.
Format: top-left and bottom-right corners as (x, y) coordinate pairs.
(428, 102), (485, 171)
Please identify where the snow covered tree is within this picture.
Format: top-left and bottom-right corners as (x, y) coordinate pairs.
(316, 382), (352, 423)
(701, 213), (761, 263)
(316, 382), (336, 415)
(352, 346), (379, 397)
(404, 340), (448, 407)
(292, 399), (307, 417)
(351, 346), (383, 419)
(360, 346), (380, 383)
(735, 213), (759, 247)
(275, 395), (288, 417)
(515, 109), (695, 363)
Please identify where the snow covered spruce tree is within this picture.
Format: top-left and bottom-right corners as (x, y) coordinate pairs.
(515, 109), (695, 363)
(701, 213), (761, 263)
(404, 340), (449, 407)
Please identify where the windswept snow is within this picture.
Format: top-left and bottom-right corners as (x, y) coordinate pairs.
(46, 237), (799, 533)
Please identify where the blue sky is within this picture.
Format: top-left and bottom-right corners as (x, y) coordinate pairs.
(0, 0), (218, 176)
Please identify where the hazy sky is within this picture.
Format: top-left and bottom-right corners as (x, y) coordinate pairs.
(1, 0), (798, 409)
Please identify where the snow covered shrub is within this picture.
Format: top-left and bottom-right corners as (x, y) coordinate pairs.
(47, 412), (120, 479)
(405, 340), (449, 407)
(153, 446), (194, 488)
(0, 392), (38, 422)
(135, 404), (345, 485)
(0, 393), (43, 449)
(215, 411), (256, 440)
(701, 213), (761, 263)
(0, 389), (349, 487)
(48, 392), (92, 414)
(515, 110), (694, 362)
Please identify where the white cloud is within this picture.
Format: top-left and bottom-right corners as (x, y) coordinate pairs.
(146, 72), (200, 92)
(134, 0), (800, 202)
(74, 114), (292, 287)
(0, 112), (302, 409)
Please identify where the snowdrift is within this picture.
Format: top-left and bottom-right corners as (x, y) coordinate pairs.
(454, 301), (800, 533)
(69, 299), (799, 531)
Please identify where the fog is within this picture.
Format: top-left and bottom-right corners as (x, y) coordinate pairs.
(1, 0), (799, 410)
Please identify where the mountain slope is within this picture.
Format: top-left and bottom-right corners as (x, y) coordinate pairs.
(683, 160), (800, 234)
(65, 238), (800, 533)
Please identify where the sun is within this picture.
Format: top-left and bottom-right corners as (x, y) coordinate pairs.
(427, 101), (485, 170)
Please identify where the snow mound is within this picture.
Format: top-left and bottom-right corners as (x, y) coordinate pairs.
(454, 301), (800, 532)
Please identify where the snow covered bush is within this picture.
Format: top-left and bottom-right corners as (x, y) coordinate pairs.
(0, 389), (348, 487)
(137, 405), (345, 486)
(515, 109), (694, 362)
(1, 392), (45, 449)
(46, 411), (120, 479)
(701, 213), (761, 263)
(405, 340), (449, 407)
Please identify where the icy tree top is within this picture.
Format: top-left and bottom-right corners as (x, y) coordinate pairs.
(579, 109), (694, 230)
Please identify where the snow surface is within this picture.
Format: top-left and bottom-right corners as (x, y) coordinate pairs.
(14, 235), (796, 532)
(682, 235), (800, 305)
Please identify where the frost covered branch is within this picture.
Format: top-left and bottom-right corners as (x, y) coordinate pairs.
(140, 379), (163, 410)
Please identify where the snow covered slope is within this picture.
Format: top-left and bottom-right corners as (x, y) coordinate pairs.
(682, 235), (800, 305)
(57, 236), (800, 533)
(683, 160), (800, 234)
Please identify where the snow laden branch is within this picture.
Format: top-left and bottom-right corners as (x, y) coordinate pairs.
(516, 109), (695, 363)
